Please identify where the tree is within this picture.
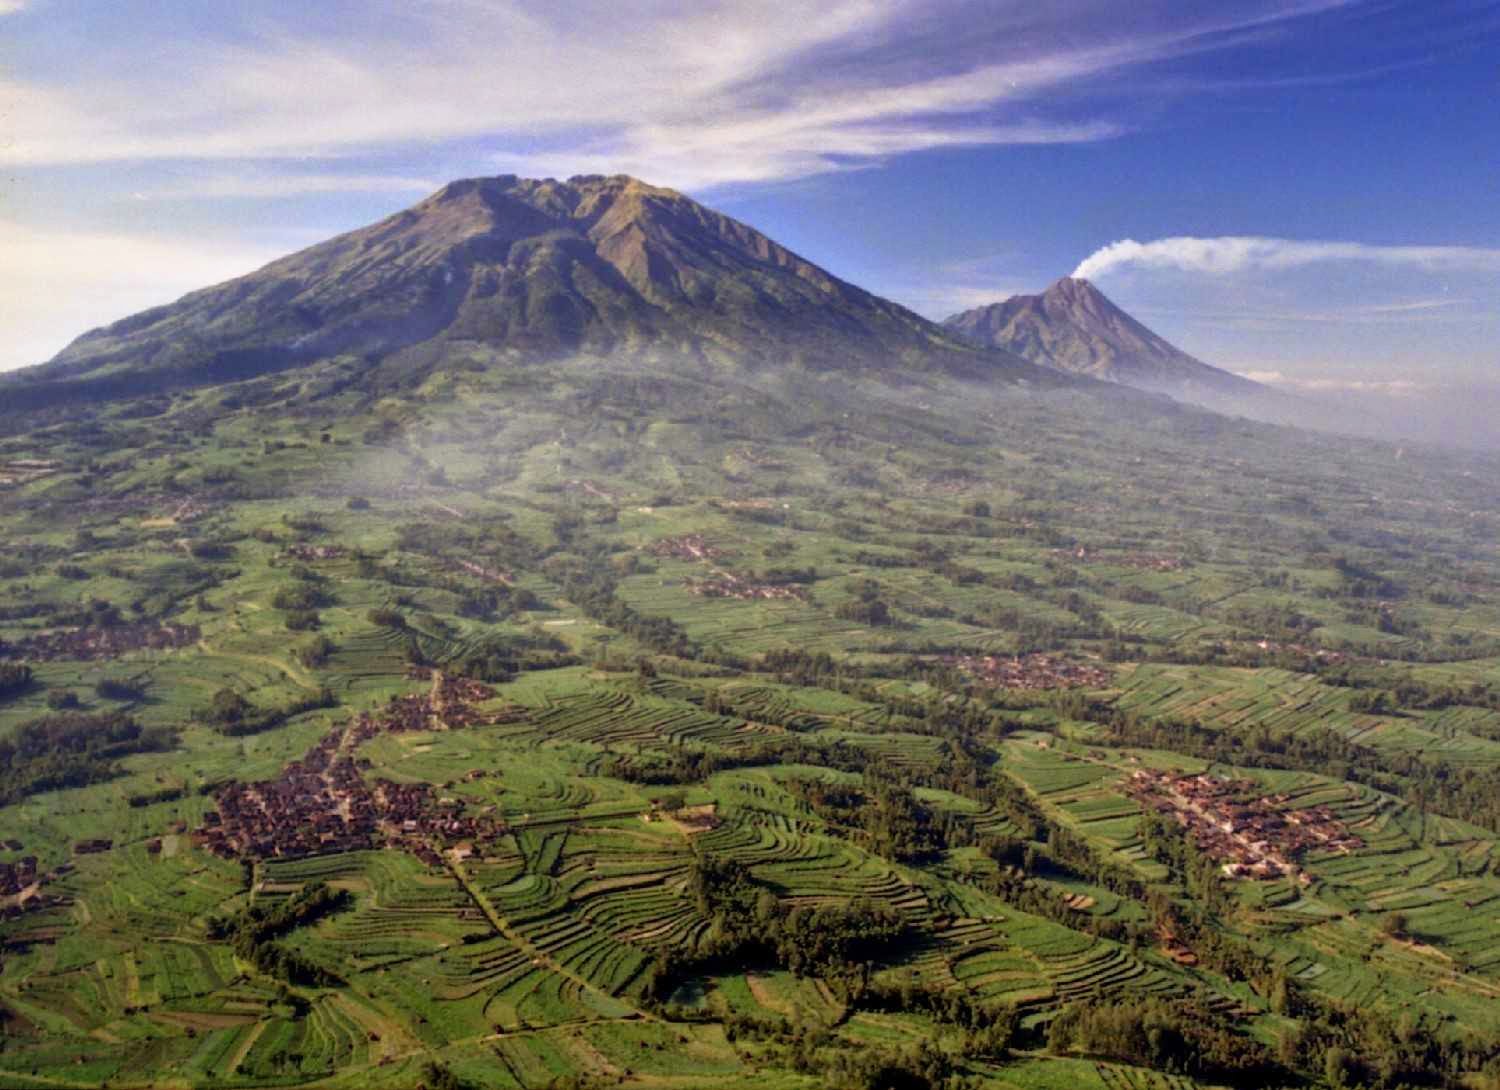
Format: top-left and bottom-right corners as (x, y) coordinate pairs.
(208, 688), (251, 725)
(0, 664), (34, 700)
(654, 791), (687, 814)
(46, 689), (81, 710)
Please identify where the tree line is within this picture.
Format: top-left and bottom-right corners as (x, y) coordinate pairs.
(0, 710), (177, 806)
(206, 881), (349, 988)
(645, 856), (911, 1000)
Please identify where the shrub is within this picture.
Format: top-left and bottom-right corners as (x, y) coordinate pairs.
(367, 607), (407, 629)
(189, 540), (235, 561)
(297, 635), (337, 668)
(95, 678), (147, 702)
(0, 664), (33, 701)
(284, 609), (321, 631)
(46, 689), (81, 710)
(271, 584), (333, 611)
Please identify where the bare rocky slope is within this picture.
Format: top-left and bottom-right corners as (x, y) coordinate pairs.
(6, 175), (1059, 410)
(944, 276), (1262, 397)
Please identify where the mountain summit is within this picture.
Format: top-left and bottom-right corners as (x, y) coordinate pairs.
(943, 276), (1258, 396)
(12, 174), (1053, 408)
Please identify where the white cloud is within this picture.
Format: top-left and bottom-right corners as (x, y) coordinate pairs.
(0, 1), (1356, 188)
(1237, 369), (1431, 394)
(1075, 236), (1500, 279)
(0, 1), (26, 14)
(0, 220), (281, 372)
(490, 119), (1123, 191)
(136, 173), (440, 201)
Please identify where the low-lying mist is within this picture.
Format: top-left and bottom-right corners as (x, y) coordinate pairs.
(1174, 382), (1500, 455)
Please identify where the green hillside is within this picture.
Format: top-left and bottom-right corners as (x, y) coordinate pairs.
(1, 177), (1499, 1090)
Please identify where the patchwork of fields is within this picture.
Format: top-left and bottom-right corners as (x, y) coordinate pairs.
(2, 369), (1500, 1087)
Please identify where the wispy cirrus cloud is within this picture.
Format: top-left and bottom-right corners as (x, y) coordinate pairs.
(0, 1), (1360, 188)
(1075, 236), (1500, 279)
(133, 172), (441, 201)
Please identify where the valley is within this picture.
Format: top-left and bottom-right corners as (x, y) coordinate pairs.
(0, 176), (1497, 1090)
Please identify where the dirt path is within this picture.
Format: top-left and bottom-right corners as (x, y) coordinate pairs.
(429, 669), (449, 729)
(196, 639), (320, 693)
(123, 952), (142, 1009)
(0, 1070), (98, 1089)
(223, 1019), (267, 1074)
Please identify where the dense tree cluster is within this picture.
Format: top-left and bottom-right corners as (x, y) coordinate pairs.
(206, 882), (348, 988)
(819, 1039), (955, 1090)
(442, 630), (578, 683)
(127, 785), (186, 808)
(454, 583), (543, 622)
(421, 1061), (474, 1090)
(1283, 998), (1500, 1089)
(789, 774), (952, 862)
(1048, 996), (1279, 1084)
(0, 662), (33, 700)
(202, 686), (337, 737)
(297, 634), (337, 668)
(1323, 666), (1500, 713)
(602, 735), (878, 787)
(646, 857), (910, 999)
(271, 583), (335, 612)
(835, 580), (896, 627)
(561, 572), (699, 659)
(94, 677), (147, 702)
(0, 710), (176, 805)
(366, 606), (407, 629)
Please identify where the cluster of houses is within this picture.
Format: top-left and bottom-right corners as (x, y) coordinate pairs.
(1127, 769), (1362, 881)
(403, 667), (520, 729)
(283, 543), (346, 561)
(159, 497), (210, 524)
(0, 622), (200, 662)
(1, 843), (79, 920)
(0, 855), (38, 901)
(1245, 639), (1351, 664)
(454, 559), (513, 585)
(649, 533), (806, 601)
(194, 673), (513, 867)
(1053, 547), (1185, 572)
(650, 534), (725, 562)
(947, 653), (1114, 691)
(684, 575), (808, 602)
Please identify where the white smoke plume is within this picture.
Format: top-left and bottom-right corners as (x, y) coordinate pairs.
(1074, 236), (1500, 279)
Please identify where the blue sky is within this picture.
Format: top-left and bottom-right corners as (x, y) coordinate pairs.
(2, 0), (1498, 392)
